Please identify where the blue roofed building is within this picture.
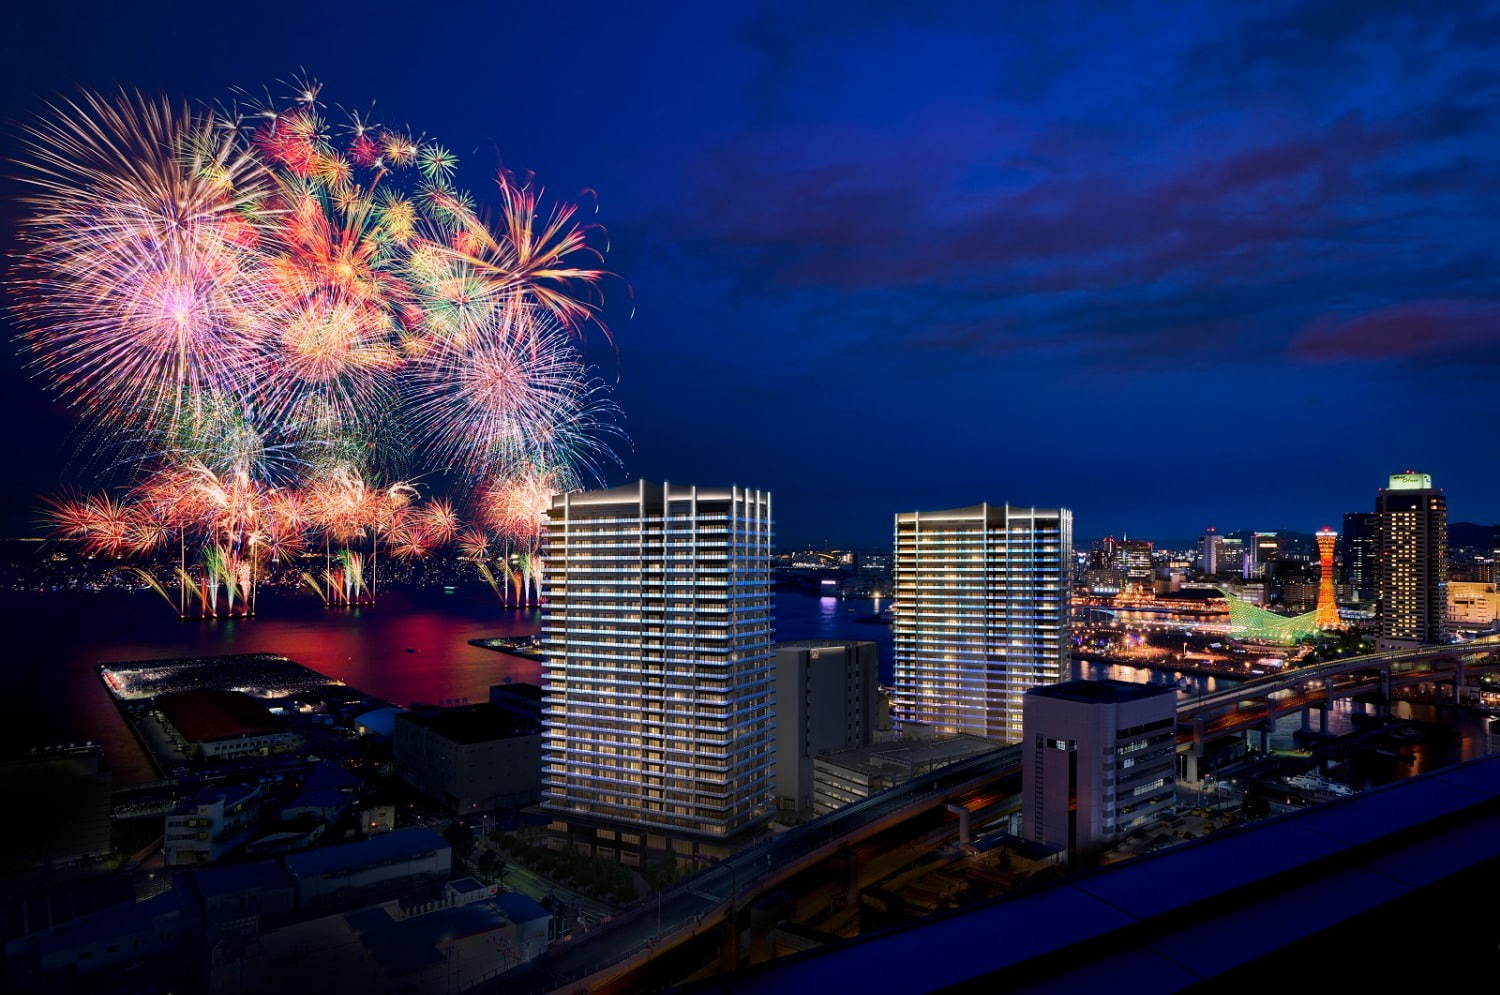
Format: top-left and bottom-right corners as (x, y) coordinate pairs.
(283, 827), (450, 912)
(4, 889), (190, 988)
(280, 761), (361, 823)
(212, 883), (553, 994)
(176, 860), (296, 945)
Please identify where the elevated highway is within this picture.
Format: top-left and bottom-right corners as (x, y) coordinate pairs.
(499, 637), (1500, 992)
(1175, 635), (1500, 764)
(487, 745), (1022, 994)
(710, 751), (1500, 992)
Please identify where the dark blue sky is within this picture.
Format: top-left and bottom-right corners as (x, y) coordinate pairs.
(2, 1), (1497, 546)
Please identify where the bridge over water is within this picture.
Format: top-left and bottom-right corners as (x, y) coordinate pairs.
(1174, 634), (1500, 775)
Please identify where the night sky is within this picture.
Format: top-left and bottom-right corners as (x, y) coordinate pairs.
(2, 1), (1497, 546)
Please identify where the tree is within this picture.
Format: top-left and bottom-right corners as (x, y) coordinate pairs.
(444, 820), (476, 858)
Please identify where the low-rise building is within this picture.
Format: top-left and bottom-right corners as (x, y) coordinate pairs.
(394, 703), (542, 813)
(358, 801), (397, 836)
(177, 860), (297, 945)
(1281, 580), (1319, 612)
(157, 689), (296, 761)
(283, 827), (451, 913)
(1448, 581), (1500, 629)
(811, 734), (998, 816)
(1022, 680), (1177, 861)
(353, 706), (406, 739)
(280, 761), (361, 823)
(210, 882), (551, 995)
(4, 890), (190, 988)
(165, 784), (263, 866)
(488, 682), (544, 722)
(774, 640), (880, 818)
(0, 744), (112, 872)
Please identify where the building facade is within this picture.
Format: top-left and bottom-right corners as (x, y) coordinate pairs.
(394, 703), (542, 813)
(811, 734), (997, 817)
(1121, 540), (1154, 591)
(892, 503), (1072, 742)
(1197, 529), (1221, 576)
(164, 784), (263, 867)
(1022, 680), (1177, 860)
(156, 690), (296, 761)
(1375, 471), (1448, 647)
(282, 828), (451, 912)
(773, 640), (880, 818)
(1447, 582), (1500, 630)
(0, 745), (112, 872)
(1342, 511), (1378, 604)
(540, 481), (776, 848)
(1243, 532), (1280, 580)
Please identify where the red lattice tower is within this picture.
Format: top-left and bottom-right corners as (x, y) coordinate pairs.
(1315, 527), (1340, 630)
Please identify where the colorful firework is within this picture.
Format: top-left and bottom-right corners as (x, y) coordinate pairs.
(12, 78), (624, 616)
(11, 90), (272, 440)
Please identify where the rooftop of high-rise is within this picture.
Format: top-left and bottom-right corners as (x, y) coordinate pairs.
(1026, 679), (1175, 705)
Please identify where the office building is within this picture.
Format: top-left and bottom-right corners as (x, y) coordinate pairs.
(1022, 680), (1176, 860)
(1121, 539), (1154, 591)
(1083, 566), (1126, 596)
(1217, 536), (1245, 575)
(394, 702), (542, 813)
(1244, 532), (1280, 579)
(1282, 580), (1319, 612)
(1375, 471), (1448, 647)
(1491, 525), (1500, 584)
(1197, 528), (1221, 576)
(773, 640), (880, 818)
(811, 734), (997, 817)
(1448, 582), (1500, 629)
(1342, 511), (1378, 603)
(540, 481), (775, 856)
(892, 503), (1072, 742)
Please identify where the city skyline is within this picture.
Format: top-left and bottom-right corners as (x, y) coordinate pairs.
(4, 4), (1500, 991)
(3, 2), (1500, 547)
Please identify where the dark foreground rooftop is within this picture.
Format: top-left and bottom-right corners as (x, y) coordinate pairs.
(397, 702), (538, 744)
(283, 827), (447, 879)
(1027, 678), (1175, 705)
(712, 751), (1500, 992)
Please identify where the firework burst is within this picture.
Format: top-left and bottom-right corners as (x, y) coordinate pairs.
(13, 78), (625, 616)
(12, 90), (273, 440)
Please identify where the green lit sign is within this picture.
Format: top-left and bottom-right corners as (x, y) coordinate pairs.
(1387, 472), (1432, 490)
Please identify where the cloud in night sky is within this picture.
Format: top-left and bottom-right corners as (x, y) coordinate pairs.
(1, 0), (1498, 543)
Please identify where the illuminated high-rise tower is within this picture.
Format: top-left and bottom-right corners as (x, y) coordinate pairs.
(1314, 527), (1340, 630)
(1375, 471), (1447, 648)
(540, 481), (776, 850)
(892, 503), (1072, 742)
(1198, 528), (1221, 576)
(1341, 511), (1378, 603)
